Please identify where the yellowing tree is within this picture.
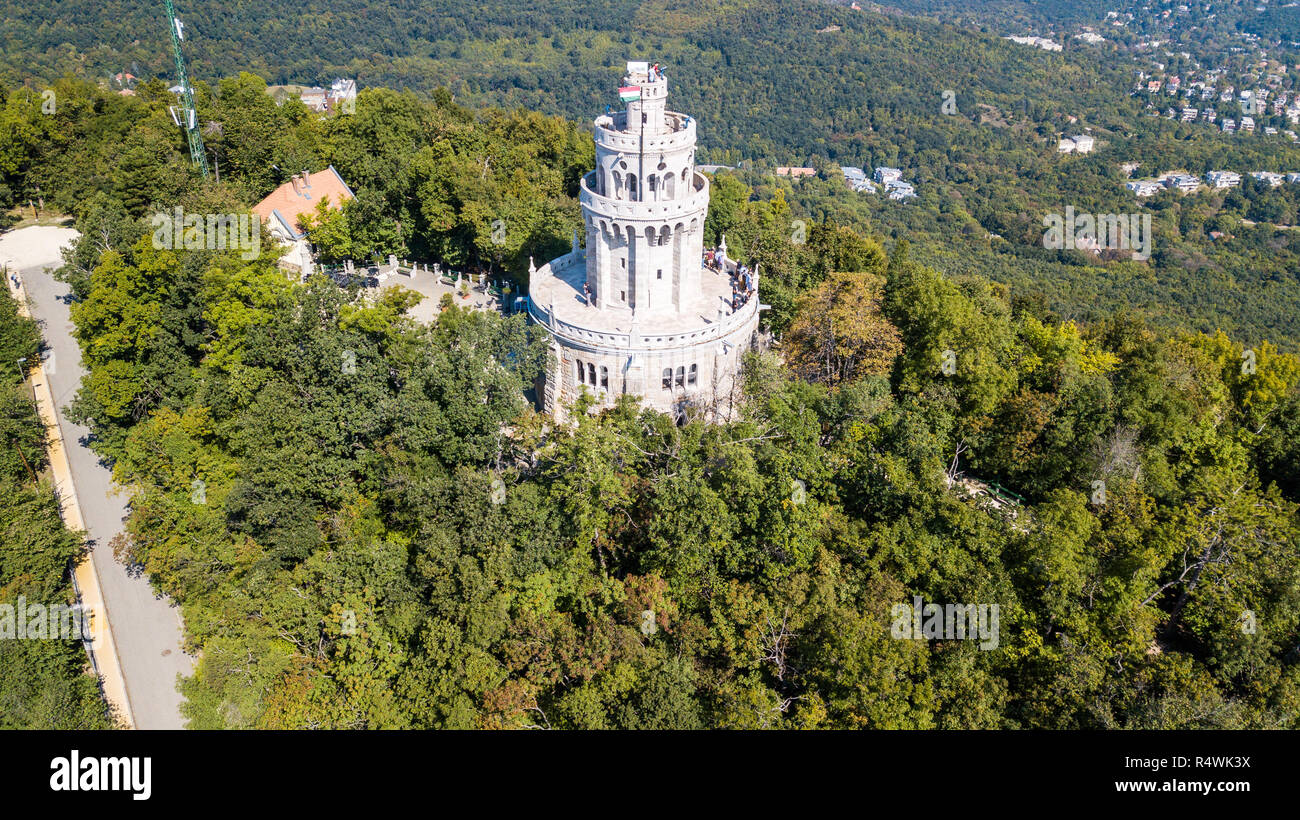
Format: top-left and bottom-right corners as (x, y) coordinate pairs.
(784, 271), (902, 387)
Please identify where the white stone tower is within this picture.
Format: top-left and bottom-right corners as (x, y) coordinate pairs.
(529, 61), (760, 420)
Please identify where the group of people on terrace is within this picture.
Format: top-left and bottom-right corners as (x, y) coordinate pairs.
(703, 246), (755, 312)
(730, 263), (755, 311)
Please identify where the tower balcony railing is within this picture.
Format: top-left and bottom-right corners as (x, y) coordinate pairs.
(579, 172), (709, 222)
(528, 251), (760, 353)
(593, 111), (697, 153)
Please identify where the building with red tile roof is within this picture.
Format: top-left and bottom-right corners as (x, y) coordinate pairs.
(251, 166), (355, 272)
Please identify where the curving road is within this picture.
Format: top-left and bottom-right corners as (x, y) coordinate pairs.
(2, 226), (192, 729)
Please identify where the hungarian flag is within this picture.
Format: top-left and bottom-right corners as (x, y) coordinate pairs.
(619, 86), (641, 102)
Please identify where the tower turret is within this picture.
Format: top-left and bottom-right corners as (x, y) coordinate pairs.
(584, 62), (706, 316)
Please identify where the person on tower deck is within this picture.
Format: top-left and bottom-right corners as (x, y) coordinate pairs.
(583, 281), (592, 305)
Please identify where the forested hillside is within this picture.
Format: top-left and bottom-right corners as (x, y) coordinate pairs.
(6, 0), (1300, 349)
(45, 191), (1300, 728)
(1, 2), (1299, 729)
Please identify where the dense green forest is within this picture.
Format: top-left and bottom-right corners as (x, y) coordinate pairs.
(0, 2), (1298, 728)
(1, 73), (591, 278)
(0, 288), (112, 729)
(6, 0), (1300, 349)
(42, 189), (1300, 728)
(723, 163), (1300, 349)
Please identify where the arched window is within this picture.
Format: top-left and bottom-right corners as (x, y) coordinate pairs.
(688, 364), (698, 385)
(662, 369), (672, 390)
(576, 359), (584, 384)
(675, 366), (685, 388)
(599, 366), (608, 389)
(627, 173), (638, 201)
(588, 362), (597, 385)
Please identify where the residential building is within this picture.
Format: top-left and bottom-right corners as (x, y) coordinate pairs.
(884, 180), (917, 200)
(1250, 171), (1285, 187)
(1058, 134), (1095, 154)
(1126, 179), (1163, 197)
(874, 166), (903, 184)
(1206, 170), (1241, 188)
(840, 166), (877, 193)
(298, 87), (328, 112)
(251, 166), (355, 273)
(1005, 36), (1062, 51)
(327, 78), (357, 111)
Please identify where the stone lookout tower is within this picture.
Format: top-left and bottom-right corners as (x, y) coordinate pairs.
(528, 60), (761, 420)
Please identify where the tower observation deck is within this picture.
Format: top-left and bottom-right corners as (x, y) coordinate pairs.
(529, 61), (760, 420)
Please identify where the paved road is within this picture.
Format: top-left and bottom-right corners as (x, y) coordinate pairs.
(9, 239), (193, 729)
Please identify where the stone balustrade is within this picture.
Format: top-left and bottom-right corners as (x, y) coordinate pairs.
(594, 111), (696, 153)
(528, 251), (758, 353)
(579, 172), (709, 223)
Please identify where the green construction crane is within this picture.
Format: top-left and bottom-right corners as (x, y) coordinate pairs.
(165, 0), (209, 178)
